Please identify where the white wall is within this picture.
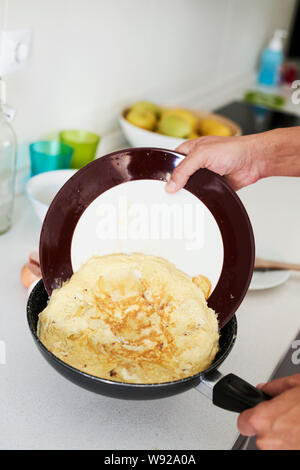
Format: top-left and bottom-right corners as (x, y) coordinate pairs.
(0, 0), (296, 148)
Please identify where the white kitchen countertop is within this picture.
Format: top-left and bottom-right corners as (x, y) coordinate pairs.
(0, 171), (299, 450)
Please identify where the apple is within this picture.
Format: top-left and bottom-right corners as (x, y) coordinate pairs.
(199, 119), (231, 137)
(161, 108), (198, 131)
(158, 115), (192, 138)
(130, 101), (162, 118)
(126, 108), (157, 131)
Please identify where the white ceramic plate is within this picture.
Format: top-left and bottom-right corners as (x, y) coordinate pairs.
(250, 246), (291, 290)
(250, 269), (291, 291)
(39, 148), (255, 328)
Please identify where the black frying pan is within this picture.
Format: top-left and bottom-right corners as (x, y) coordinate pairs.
(27, 280), (270, 412)
(29, 149), (270, 412)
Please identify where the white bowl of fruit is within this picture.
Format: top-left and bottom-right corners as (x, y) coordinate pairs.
(119, 101), (241, 149)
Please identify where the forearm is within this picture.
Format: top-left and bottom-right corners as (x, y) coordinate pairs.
(252, 127), (300, 179)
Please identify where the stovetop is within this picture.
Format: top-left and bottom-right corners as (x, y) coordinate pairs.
(232, 331), (300, 450)
(215, 101), (300, 135)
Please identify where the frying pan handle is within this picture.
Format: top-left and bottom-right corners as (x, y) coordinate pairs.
(196, 371), (271, 413)
(212, 373), (271, 413)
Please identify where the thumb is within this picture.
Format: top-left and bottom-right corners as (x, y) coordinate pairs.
(165, 151), (208, 193)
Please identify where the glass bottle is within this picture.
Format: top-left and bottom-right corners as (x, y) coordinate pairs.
(0, 78), (17, 234)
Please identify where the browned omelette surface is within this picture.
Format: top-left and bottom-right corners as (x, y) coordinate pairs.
(38, 254), (219, 383)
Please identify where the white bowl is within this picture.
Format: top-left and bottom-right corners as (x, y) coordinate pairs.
(25, 169), (77, 222)
(119, 108), (242, 149)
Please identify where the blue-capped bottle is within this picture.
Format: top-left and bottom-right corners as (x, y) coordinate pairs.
(258, 30), (287, 87)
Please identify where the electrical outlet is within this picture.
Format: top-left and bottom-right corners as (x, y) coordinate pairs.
(0, 29), (32, 76)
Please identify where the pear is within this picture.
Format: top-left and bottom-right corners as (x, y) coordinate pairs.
(158, 115), (192, 138)
(161, 108), (198, 131)
(199, 119), (231, 137)
(126, 109), (157, 131)
(130, 101), (162, 118)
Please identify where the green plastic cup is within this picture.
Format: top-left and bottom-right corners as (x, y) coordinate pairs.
(59, 130), (100, 169)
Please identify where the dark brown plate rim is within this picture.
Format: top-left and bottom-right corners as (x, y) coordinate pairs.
(39, 147), (255, 329)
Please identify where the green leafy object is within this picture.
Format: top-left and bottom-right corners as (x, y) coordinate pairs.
(244, 90), (286, 110)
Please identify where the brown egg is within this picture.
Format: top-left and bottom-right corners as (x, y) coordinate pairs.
(29, 250), (40, 267)
(20, 262), (41, 288)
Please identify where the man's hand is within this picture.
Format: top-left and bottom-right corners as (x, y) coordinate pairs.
(166, 135), (262, 192)
(165, 128), (300, 193)
(238, 374), (300, 450)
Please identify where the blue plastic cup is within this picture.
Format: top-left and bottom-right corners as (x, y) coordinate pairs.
(29, 141), (73, 176)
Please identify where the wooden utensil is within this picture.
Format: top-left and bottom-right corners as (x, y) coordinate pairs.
(254, 257), (300, 272)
